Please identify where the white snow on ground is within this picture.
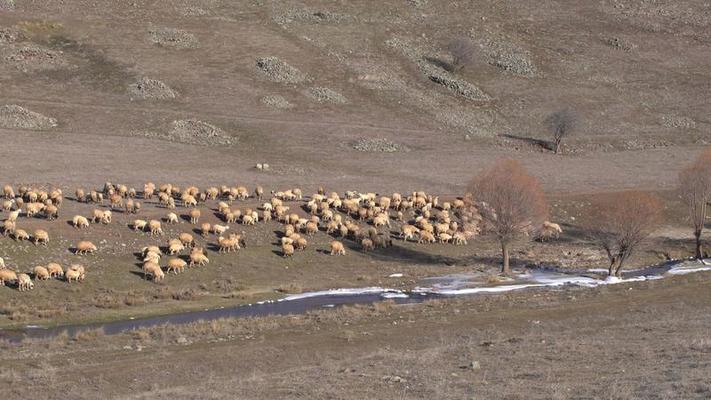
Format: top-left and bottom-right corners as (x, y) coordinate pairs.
(279, 287), (396, 301)
(388, 273), (404, 278)
(665, 265), (711, 275)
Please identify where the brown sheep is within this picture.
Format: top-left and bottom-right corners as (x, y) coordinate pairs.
(2, 220), (15, 236)
(330, 241), (346, 256)
(132, 219), (148, 232)
(189, 209), (201, 224)
(44, 204), (59, 220)
(33, 265), (49, 281)
(166, 258), (187, 274)
(17, 273), (33, 291)
(65, 268), (84, 283)
(189, 248), (209, 267)
(72, 215), (90, 229)
(148, 220), (163, 236)
(218, 236), (240, 253)
(361, 238), (374, 252)
(33, 229), (49, 246)
(304, 221), (318, 236)
(282, 243), (295, 257)
(200, 222), (211, 237)
(75, 241), (97, 255)
(47, 262), (64, 278)
(13, 229), (30, 241)
(0, 269), (18, 286)
(143, 262), (164, 282)
(167, 240), (185, 255)
(3, 184), (15, 199)
(179, 232), (194, 247)
(295, 237), (308, 250)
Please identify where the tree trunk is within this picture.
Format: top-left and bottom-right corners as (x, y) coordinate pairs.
(554, 140), (561, 155)
(607, 257), (616, 277)
(695, 229), (703, 260)
(501, 242), (510, 275)
(614, 258), (626, 277)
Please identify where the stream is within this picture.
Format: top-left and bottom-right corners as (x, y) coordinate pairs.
(1, 259), (708, 343)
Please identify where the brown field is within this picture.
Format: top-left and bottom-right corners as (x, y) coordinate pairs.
(1, 0), (710, 398)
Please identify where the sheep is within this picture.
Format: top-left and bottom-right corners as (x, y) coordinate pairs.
(2, 220), (15, 236)
(47, 262), (63, 278)
(75, 241), (97, 255)
(212, 224), (229, 235)
(33, 229), (49, 246)
(166, 212), (179, 224)
(148, 220), (163, 236)
(13, 229), (30, 241)
(43, 204), (59, 220)
(452, 199), (466, 209)
(179, 232), (194, 248)
(200, 222), (211, 237)
(282, 243), (295, 257)
(400, 225), (419, 241)
(109, 194), (124, 209)
(124, 199), (138, 214)
(0, 269), (18, 286)
(132, 219), (148, 232)
(304, 221), (318, 236)
(538, 221), (563, 241)
(453, 232), (468, 245)
(372, 234), (393, 249)
(8, 209), (20, 222)
(166, 258), (187, 274)
(168, 240), (185, 255)
(418, 231), (436, 244)
(361, 238), (374, 252)
(65, 268), (84, 283)
(189, 209), (201, 224)
(437, 232), (453, 244)
(143, 182), (156, 199)
(142, 245), (162, 256)
(189, 248), (209, 267)
(295, 237), (308, 250)
(34, 265), (50, 280)
(143, 262), (164, 282)
(372, 213), (390, 228)
(254, 186), (264, 200)
(330, 241), (346, 256)
(144, 251), (161, 264)
(2, 199), (13, 211)
(218, 236), (240, 253)
(3, 185), (15, 199)
(72, 215), (90, 229)
(18, 273), (33, 291)
(242, 214), (255, 225)
(262, 210), (272, 222)
(0, 257), (4, 269)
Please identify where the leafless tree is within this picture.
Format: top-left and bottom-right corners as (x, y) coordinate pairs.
(544, 109), (577, 154)
(469, 160), (547, 275)
(585, 191), (663, 277)
(678, 149), (711, 259)
(447, 37), (476, 72)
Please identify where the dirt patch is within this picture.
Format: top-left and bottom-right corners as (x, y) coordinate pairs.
(260, 95), (293, 109)
(352, 138), (409, 153)
(305, 87), (348, 104)
(0, 0), (14, 11)
(255, 56), (308, 84)
(132, 119), (234, 146)
(0, 105), (57, 130)
(605, 36), (637, 52)
(4, 44), (70, 72)
(180, 6), (208, 17)
(148, 28), (198, 49)
(472, 30), (537, 77)
(128, 77), (178, 100)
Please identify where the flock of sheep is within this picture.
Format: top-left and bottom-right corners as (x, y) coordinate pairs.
(0, 182), (563, 290)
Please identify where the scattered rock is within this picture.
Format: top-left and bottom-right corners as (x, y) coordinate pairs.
(407, 0), (428, 7)
(180, 6), (208, 17)
(4, 45), (70, 72)
(0, 105), (57, 130)
(382, 375), (407, 384)
(472, 31), (537, 77)
(260, 95), (293, 109)
(273, 9), (352, 25)
(306, 87), (348, 104)
(148, 28), (199, 49)
(0, 0), (14, 11)
(128, 77), (177, 100)
(0, 28), (23, 43)
(131, 119), (234, 146)
(661, 115), (696, 129)
(256, 57), (308, 84)
(255, 163), (271, 171)
(606, 36), (637, 51)
(352, 138), (408, 153)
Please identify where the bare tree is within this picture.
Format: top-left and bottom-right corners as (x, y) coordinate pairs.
(678, 149), (711, 259)
(469, 160), (547, 275)
(585, 191), (662, 277)
(447, 37), (476, 72)
(544, 109), (577, 154)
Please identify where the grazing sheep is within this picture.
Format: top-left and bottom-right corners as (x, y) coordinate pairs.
(168, 240), (185, 255)
(189, 248), (209, 267)
(148, 220), (163, 236)
(166, 258), (187, 274)
(200, 222), (211, 237)
(43, 204), (59, 220)
(538, 221), (563, 241)
(75, 241), (97, 255)
(418, 231), (436, 244)
(295, 237), (308, 250)
(65, 268), (84, 283)
(189, 209), (201, 224)
(212, 224), (229, 235)
(13, 229), (30, 241)
(166, 212), (179, 224)
(132, 219), (148, 232)
(218, 235), (240, 253)
(109, 194), (124, 209)
(2, 220), (15, 236)
(262, 210), (272, 222)
(18, 273), (33, 291)
(242, 214), (255, 225)
(143, 182), (156, 199)
(2, 199), (13, 211)
(3, 185), (15, 199)
(330, 241), (346, 256)
(282, 243), (295, 257)
(361, 238), (374, 252)
(143, 262), (164, 282)
(144, 251), (161, 264)
(255, 186), (264, 200)
(34, 265), (50, 280)
(372, 234), (393, 249)
(304, 221), (318, 236)
(179, 232), (194, 247)
(400, 225), (419, 241)
(47, 262), (63, 278)
(33, 229), (49, 246)
(72, 215), (90, 229)
(8, 209), (20, 222)
(142, 245), (162, 256)
(453, 232), (468, 245)
(0, 269), (18, 286)
(437, 232), (453, 244)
